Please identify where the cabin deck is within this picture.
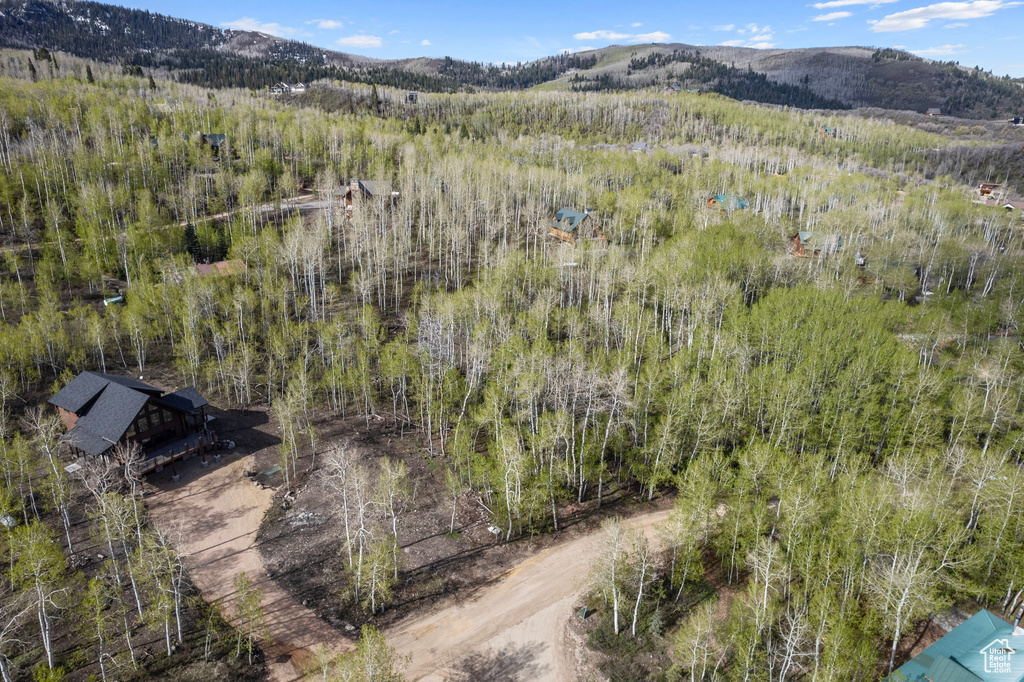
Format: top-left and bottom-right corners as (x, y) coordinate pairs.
(141, 431), (216, 474)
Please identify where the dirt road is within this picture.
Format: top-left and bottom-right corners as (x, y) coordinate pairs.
(148, 448), (669, 682)
(147, 454), (346, 682)
(388, 510), (670, 682)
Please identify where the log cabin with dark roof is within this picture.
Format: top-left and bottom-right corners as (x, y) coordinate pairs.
(49, 372), (215, 475)
(345, 179), (399, 216)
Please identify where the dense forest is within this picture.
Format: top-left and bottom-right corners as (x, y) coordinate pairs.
(1, 44), (1024, 681)
(573, 49), (852, 110)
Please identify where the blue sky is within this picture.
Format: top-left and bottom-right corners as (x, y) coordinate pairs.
(123, 0), (1024, 76)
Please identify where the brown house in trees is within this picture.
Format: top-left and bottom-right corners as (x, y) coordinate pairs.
(195, 259), (245, 277)
(345, 179), (398, 216)
(788, 231), (842, 258)
(49, 372), (214, 475)
(979, 183), (1002, 198)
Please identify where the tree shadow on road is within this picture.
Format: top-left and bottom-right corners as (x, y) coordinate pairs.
(442, 641), (550, 682)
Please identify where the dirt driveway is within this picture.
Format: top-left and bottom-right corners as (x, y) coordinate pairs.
(388, 510), (670, 682)
(147, 441), (669, 682)
(147, 453), (346, 682)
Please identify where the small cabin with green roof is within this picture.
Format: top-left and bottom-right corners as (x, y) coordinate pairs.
(549, 208), (605, 245)
(890, 610), (1024, 682)
(707, 194), (748, 210)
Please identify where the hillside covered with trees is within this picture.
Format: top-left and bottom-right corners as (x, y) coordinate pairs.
(4, 0), (1024, 116)
(1, 43), (1024, 681)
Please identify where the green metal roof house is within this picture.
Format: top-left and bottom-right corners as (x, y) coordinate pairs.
(550, 208), (589, 233)
(890, 610), (1024, 682)
(549, 208), (605, 245)
(707, 195), (748, 210)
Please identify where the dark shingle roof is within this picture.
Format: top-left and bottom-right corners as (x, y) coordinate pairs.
(162, 387), (208, 413)
(202, 134), (227, 146)
(67, 382), (150, 456)
(49, 372), (203, 457)
(49, 372), (159, 413)
(352, 180), (395, 198)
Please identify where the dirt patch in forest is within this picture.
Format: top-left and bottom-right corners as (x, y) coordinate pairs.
(146, 403), (339, 682)
(256, 413), (666, 636)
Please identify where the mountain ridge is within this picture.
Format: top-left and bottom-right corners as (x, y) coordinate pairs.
(2, 0), (1023, 117)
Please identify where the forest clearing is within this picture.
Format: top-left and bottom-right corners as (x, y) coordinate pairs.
(3, 38), (1024, 682)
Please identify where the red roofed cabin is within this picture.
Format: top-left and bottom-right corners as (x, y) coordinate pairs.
(49, 372), (215, 474)
(195, 260), (244, 277)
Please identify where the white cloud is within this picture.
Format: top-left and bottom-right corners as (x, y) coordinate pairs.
(221, 17), (307, 38)
(632, 31), (671, 42)
(389, 30), (400, 34)
(337, 34), (383, 47)
(421, 39), (431, 45)
(870, 0), (1021, 31)
(944, 20), (970, 25)
(574, 29), (631, 40)
(813, 10), (854, 19)
(713, 23), (736, 30)
(632, 22), (643, 27)
(309, 19), (344, 30)
(911, 42), (966, 54)
(573, 28), (670, 43)
(812, 0), (898, 6)
(720, 25), (777, 48)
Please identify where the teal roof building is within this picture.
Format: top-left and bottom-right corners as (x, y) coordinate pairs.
(708, 194), (748, 210)
(891, 610), (1024, 682)
(550, 208), (589, 233)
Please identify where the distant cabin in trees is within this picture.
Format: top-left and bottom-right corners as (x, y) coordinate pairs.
(788, 231), (842, 258)
(631, 142), (650, 152)
(707, 194), (748, 210)
(1009, 117), (1023, 125)
(549, 208), (606, 245)
(889, 609), (1024, 682)
(201, 133), (226, 159)
(980, 182), (1002, 198)
(270, 82), (306, 95)
(662, 83), (681, 93)
(820, 126), (838, 138)
(405, 91), (419, 103)
(1002, 199), (1024, 216)
(925, 107), (942, 116)
(49, 372), (215, 475)
(195, 259), (245, 277)
(345, 179), (399, 215)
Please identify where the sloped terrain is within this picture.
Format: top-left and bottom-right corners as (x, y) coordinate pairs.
(2, 0), (1022, 114)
